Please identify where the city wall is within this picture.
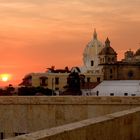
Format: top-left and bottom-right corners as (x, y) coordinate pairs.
(0, 96), (140, 139)
(7, 106), (140, 140)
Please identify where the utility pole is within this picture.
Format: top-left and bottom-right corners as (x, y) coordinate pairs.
(52, 78), (54, 96)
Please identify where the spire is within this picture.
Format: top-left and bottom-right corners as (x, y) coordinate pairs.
(105, 37), (110, 47)
(93, 28), (97, 39)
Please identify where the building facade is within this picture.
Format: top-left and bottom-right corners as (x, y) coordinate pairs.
(20, 29), (140, 94)
(99, 38), (140, 80)
(19, 67), (70, 93)
(91, 80), (140, 96)
(20, 29), (104, 93)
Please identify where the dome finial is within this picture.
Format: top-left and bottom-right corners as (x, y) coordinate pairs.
(93, 28), (97, 39)
(105, 37), (110, 47)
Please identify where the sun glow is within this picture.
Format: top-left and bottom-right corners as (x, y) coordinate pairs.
(0, 74), (11, 82)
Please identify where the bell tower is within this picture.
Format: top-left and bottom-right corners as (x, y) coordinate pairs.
(98, 38), (117, 80)
(98, 37), (117, 64)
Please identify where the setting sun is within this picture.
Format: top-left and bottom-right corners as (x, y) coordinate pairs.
(0, 74), (11, 82)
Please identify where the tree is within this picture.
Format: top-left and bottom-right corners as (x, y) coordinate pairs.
(62, 71), (85, 95)
(18, 86), (53, 96)
(5, 84), (15, 95)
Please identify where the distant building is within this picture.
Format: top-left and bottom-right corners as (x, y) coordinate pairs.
(99, 38), (140, 80)
(19, 29), (103, 93)
(19, 29), (140, 94)
(82, 29), (103, 74)
(19, 67), (70, 93)
(91, 80), (140, 96)
(81, 29), (104, 83)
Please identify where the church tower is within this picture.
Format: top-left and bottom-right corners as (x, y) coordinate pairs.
(98, 38), (117, 64)
(82, 29), (103, 74)
(98, 38), (117, 80)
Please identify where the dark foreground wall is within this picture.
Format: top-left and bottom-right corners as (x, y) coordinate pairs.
(0, 96), (140, 139)
(7, 107), (140, 140)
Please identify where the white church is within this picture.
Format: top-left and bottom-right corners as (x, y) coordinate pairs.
(81, 30), (140, 96)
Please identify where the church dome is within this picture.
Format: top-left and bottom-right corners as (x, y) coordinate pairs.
(83, 29), (103, 68)
(99, 46), (117, 55)
(134, 48), (140, 56)
(83, 30), (103, 56)
(86, 30), (102, 48)
(98, 38), (117, 55)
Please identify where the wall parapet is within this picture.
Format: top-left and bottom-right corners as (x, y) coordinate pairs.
(6, 106), (140, 140)
(1, 96), (140, 139)
(0, 96), (140, 105)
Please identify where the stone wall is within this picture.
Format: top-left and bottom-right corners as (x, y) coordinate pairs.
(6, 106), (140, 140)
(0, 96), (140, 139)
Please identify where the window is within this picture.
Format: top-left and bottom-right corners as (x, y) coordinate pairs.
(124, 93), (128, 96)
(41, 79), (46, 86)
(40, 77), (48, 86)
(110, 93), (114, 96)
(131, 94), (136, 96)
(91, 60), (94, 66)
(55, 77), (59, 85)
(97, 77), (100, 82)
(87, 77), (90, 82)
(96, 91), (99, 96)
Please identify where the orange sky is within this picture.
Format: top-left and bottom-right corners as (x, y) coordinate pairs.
(0, 0), (140, 86)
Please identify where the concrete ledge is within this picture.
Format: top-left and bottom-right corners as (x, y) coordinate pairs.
(6, 107), (140, 140)
(0, 96), (140, 105)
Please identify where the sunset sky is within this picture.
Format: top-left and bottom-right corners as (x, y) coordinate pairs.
(0, 0), (140, 86)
